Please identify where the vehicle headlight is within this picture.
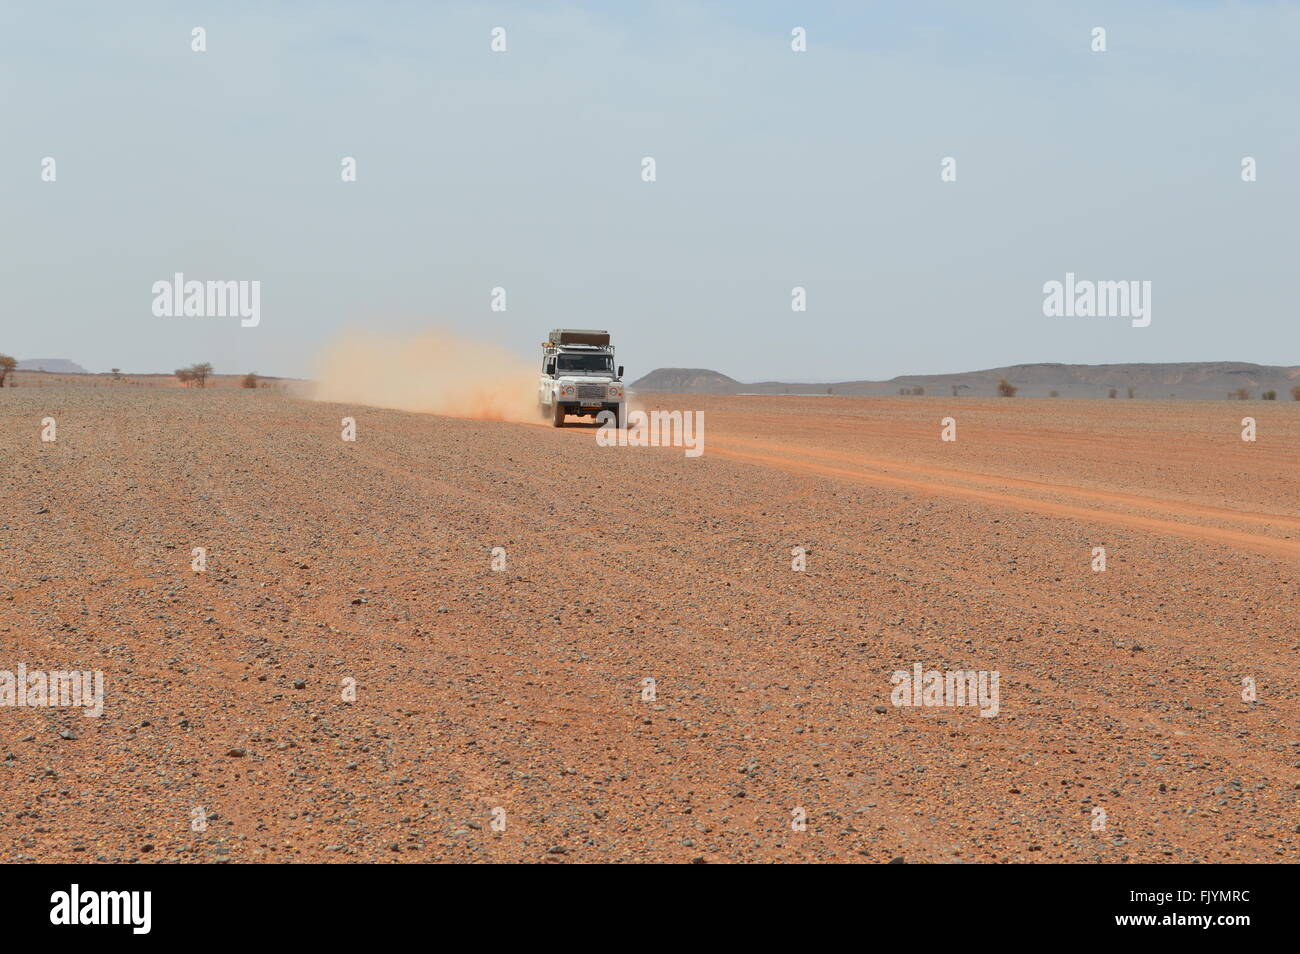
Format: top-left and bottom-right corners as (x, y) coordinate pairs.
(559, 384), (575, 396)
(608, 385), (623, 399)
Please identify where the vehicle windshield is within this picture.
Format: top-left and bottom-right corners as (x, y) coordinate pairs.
(556, 353), (613, 373)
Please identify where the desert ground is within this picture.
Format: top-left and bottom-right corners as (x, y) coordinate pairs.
(1, 388), (1296, 863)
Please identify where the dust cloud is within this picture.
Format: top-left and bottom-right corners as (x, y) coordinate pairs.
(310, 330), (540, 423)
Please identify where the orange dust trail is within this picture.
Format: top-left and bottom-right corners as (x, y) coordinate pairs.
(310, 330), (540, 423)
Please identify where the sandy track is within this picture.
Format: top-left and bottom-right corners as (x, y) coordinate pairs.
(1, 390), (1296, 863)
(706, 441), (1300, 558)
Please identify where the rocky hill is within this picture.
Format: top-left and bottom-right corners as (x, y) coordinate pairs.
(18, 358), (91, 374)
(633, 362), (1300, 400)
(630, 368), (742, 394)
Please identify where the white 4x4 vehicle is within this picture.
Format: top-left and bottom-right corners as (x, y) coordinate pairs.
(538, 328), (625, 427)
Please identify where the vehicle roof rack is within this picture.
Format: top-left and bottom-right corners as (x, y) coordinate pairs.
(547, 329), (610, 347)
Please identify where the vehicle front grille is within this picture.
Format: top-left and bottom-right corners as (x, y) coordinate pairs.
(577, 384), (605, 400)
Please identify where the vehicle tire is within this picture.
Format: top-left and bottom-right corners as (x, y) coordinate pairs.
(552, 402), (565, 427)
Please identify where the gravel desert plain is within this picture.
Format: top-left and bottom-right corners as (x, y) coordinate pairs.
(2, 386), (1297, 863)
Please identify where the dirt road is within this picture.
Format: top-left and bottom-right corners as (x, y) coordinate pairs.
(2, 389), (1296, 862)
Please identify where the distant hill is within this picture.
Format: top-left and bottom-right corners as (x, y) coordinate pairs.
(18, 358), (90, 374)
(631, 368), (742, 394)
(632, 362), (1300, 400)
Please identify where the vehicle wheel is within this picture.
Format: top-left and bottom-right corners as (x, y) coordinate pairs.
(552, 402), (565, 427)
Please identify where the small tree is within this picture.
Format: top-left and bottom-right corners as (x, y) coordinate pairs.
(1262, 390), (1277, 400)
(1108, 388), (1118, 399)
(175, 367), (194, 387)
(190, 362), (213, 388)
(241, 372), (259, 389)
(996, 378), (1017, 397)
(0, 354), (16, 388)
(1291, 386), (1300, 401)
(1230, 388), (1251, 401)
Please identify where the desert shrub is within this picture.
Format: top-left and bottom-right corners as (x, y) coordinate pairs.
(996, 378), (1017, 397)
(190, 362), (213, 388)
(0, 354), (15, 387)
(175, 363), (213, 387)
(1262, 390), (1276, 400)
(242, 373), (259, 389)
(1292, 386), (1300, 401)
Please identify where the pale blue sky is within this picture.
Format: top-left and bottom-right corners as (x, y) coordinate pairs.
(2, 1), (1296, 380)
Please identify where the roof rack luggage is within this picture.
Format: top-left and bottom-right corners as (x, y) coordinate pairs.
(548, 329), (610, 347)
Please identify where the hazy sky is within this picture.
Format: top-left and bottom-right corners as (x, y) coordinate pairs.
(3, 1), (1297, 381)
